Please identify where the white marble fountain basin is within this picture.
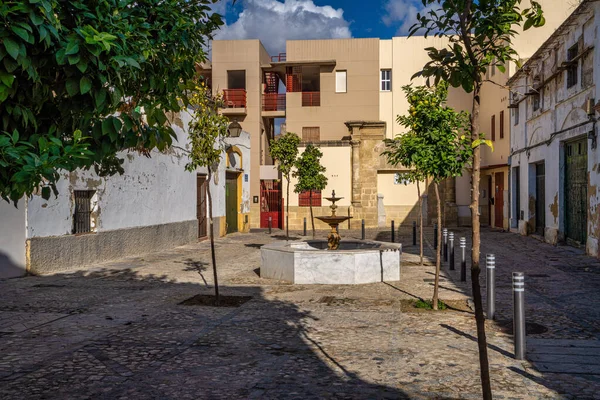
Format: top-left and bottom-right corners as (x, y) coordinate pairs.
(260, 240), (401, 284)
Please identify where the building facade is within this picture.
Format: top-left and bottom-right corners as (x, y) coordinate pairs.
(508, 0), (600, 256)
(208, 1), (574, 231)
(0, 111), (251, 278)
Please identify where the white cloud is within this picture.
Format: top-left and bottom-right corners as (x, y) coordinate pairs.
(213, 0), (352, 55)
(382, 0), (436, 36)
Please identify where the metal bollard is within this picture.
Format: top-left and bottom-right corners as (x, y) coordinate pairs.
(268, 216), (272, 235)
(361, 219), (365, 240)
(460, 237), (467, 282)
(486, 254), (496, 320)
(443, 228), (448, 262)
(412, 221), (417, 246)
(433, 223), (438, 249)
(303, 217), (307, 236)
(391, 220), (395, 243)
(513, 272), (526, 360)
(449, 232), (455, 270)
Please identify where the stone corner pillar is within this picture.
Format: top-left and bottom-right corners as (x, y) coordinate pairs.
(377, 194), (386, 228)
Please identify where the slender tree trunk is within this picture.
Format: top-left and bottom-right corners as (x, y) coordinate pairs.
(432, 182), (442, 310)
(417, 180), (423, 266)
(470, 84), (492, 399)
(207, 170), (219, 305)
(285, 176), (290, 240)
(309, 190), (315, 238)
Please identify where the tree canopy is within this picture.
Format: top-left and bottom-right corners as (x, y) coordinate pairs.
(293, 144), (327, 196)
(0, 0), (223, 203)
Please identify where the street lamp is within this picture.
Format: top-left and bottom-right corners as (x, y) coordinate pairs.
(228, 121), (242, 137)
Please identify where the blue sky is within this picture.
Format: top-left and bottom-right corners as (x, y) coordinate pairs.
(212, 0), (425, 55)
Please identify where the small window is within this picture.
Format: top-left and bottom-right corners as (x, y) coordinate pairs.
(335, 70), (347, 93)
(491, 114), (496, 141)
(381, 69), (391, 91)
(299, 190), (322, 207)
(513, 106), (520, 126)
(499, 110), (505, 139)
(302, 127), (320, 142)
(73, 190), (95, 234)
(566, 44), (578, 88)
(532, 91), (541, 111)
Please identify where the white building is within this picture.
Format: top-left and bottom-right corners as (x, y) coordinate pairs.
(508, 0), (600, 256)
(0, 110), (251, 278)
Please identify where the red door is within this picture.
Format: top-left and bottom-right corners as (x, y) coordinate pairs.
(494, 172), (504, 228)
(260, 180), (282, 229)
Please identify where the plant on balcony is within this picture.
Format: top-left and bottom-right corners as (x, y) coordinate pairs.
(408, 1), (546, 397)
(185, 82), (229, 306)
(0, 0), (223, 204)
(384, 83), (471, 314)
(293, 144), (328, 239)
(270, 132), (300, 239)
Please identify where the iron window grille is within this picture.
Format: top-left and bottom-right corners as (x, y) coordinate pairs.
(381, 69), (391, 91)
(73, 190), (94, 234)
(566, 44), (578, 89)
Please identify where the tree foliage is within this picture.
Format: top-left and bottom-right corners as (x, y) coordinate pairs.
(293, 144), (328, 238)
(411, 0), (544, 92)
(383, 83), (471, 310)
(185, 82), (229, 305)
(0, 0), (223, 203)
(408, 2), (545, 398)
(383, 83), (471, 184)
(270, 132), (300, 239)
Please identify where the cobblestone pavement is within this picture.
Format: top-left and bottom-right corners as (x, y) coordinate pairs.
(1, 228), (599, 399)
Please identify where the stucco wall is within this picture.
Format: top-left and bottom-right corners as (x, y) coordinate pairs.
(509, 1), (599, 255)
(0, 200), (26, 278)
(288, 146), (352, 207)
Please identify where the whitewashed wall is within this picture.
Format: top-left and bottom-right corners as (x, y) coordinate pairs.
(0, 200), (26, 278)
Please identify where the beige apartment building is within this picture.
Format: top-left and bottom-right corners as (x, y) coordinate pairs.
(203, 2), (575, 232)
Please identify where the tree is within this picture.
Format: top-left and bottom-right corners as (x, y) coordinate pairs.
(293, 144), (328, 238)
(185, 82), (229, 305)
(270, 132), (300, 239)
(0, 0), (223, 204)
(409, 1), (545, 398)
(383, 83), (471, 310)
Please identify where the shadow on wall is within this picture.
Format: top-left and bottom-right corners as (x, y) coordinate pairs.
(0, 268), (411, 398)
(0, 251), (25, 279)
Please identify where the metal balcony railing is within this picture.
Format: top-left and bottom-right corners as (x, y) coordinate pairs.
(222, 89), (247, 108)
(271, 53), (286, 62)
(262, 93), (286, 111)
(302, 91), (320, 107)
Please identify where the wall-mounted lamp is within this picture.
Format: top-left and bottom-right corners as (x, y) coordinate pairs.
(586, 98), (597, 149)
(228, 120), (242, 138)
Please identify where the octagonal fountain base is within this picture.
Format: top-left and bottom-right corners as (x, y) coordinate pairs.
(260, 240), (401, 284)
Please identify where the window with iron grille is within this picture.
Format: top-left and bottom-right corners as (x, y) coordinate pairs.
(73, 190), (94, 234)
(491, 114), (496, 141)
(566, 44), (578, 88)
(499, 110), (504, 139)
(532, 91), (541, 111)
(302, 127), (320, 142)
(298, 190), (322, 207)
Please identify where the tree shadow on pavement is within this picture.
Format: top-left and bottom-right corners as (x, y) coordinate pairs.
(0, 268), (413, 399)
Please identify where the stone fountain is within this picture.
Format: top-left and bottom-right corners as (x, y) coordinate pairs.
(315, 190), (352, 250)
(260, 190), (402, 285)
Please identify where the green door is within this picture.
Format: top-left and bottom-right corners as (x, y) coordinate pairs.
(226, 173), (238, 234)
(565, 138), (587, 245)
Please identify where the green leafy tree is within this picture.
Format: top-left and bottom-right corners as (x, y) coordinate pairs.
(270, 132), (300, 239)
(185, 83), (229, 305)
(0, 0), (223, 204)
(409, 1), (545, 397)
(293, 144), (328, 238)
(384, 83), (471, 310)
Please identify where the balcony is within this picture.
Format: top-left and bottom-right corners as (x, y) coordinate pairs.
(262, 93), (286, 117)
(221, 89), (247, 116)
(302, 91), (320, 107)
(271, 53), (286, 62)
